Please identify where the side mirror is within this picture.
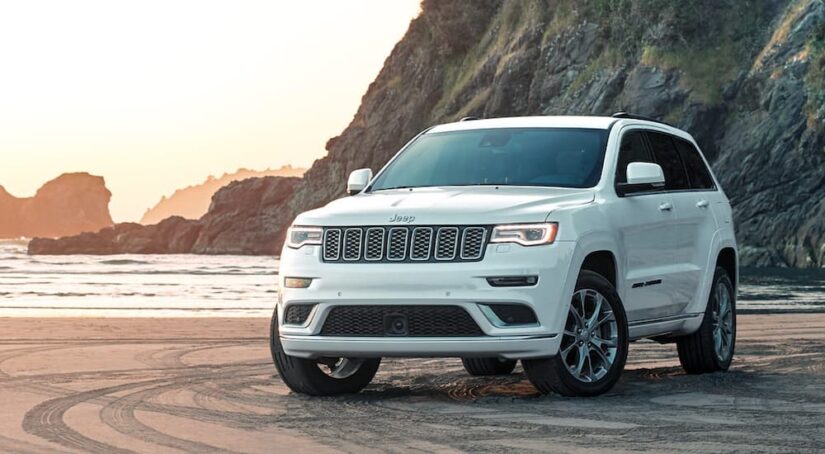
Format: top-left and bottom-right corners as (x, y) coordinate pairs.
(616, 162), (665, 196)
(347, 168), (373, 195)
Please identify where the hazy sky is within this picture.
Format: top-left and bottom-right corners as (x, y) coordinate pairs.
(0, 0), (420, 222)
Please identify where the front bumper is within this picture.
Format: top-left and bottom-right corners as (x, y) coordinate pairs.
(280, 334), (560, 360)
(277, 240), (577, 359)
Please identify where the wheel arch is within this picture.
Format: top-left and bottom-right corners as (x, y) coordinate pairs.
(579, 250), (618, 288)
(716, 247), (737, 293)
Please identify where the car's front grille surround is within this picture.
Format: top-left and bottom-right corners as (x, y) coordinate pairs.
(364, 228), (384, 261)
(320, 305), (485, 337)
(387, 227), (408, 261)
(322, 229), (341, 261)
(321, 225), (490, 263)
(342, 228), (362, 261)
(460, 227), (487, 260)
(410, 227), (433, 261)
(434, 227), (459, 260)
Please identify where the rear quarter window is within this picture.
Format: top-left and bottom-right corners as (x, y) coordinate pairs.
(674, 138), (716, 190)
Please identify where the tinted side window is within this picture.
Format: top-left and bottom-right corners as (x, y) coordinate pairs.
(615, 131), (653, 184)
(647, 132), (689, 190)
(674, 138), (715, 190)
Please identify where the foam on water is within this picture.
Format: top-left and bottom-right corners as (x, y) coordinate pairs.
(0, 240), (278, 317)
(0, 240), (823, 317)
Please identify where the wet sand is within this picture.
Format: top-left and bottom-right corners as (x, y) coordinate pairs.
(0, 314), (823, 453)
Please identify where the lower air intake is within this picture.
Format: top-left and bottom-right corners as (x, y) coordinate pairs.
(320, 305), (485, 337)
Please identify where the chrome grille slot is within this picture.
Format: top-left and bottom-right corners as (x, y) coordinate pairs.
(387, 227), (408, 261)
(460, 227), (486, 259)
(321, 226), (488, 263)
(323, 229), (341, 261)
(342, 228), (363, 260)
(364, 228), (384, 261)
(410, 227), (433, 260)
(434, 227), (459, 260)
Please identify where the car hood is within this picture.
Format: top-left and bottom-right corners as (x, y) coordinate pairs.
(294, 186), (595, 226)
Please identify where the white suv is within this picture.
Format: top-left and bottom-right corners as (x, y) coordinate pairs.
(270, 113), (737, 397)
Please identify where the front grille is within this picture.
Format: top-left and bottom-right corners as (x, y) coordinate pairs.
(323, 229), (341, 261)
(322, 226), (489, 263)
(435, 227), (459, 260)
(343, 228), (362, 261)
(320, 305), (485, 337)
(411, 228), (433, 260)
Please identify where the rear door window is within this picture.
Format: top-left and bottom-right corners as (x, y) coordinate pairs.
(646, 132), (690, 191)
(674, 138), (716, 190)
(615, 130), (654, 184)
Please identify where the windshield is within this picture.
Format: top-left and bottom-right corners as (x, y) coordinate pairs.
(370, 128), (608, 191)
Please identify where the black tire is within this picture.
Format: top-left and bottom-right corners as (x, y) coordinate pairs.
(461, 357), (517, 376)
(523, 270), (629, 396)
(677, 267), (736, 374)
(269, 309), (381, 396)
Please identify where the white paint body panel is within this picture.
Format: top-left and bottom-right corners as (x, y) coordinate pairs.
(278, 116), (738, 359)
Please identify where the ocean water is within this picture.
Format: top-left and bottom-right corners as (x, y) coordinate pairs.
(0, 240), (279, 317)
(0, 240), (823, 317)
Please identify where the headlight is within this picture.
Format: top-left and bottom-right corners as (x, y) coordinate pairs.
(490, 223), (558, 246)
(287, 226), (323, 249)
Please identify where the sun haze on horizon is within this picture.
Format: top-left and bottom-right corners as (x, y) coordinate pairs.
(0, 0), (421, 222)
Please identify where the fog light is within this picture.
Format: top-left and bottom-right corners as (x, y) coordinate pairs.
(486, 276), (538, 287)
(284, 304), (316, 325)
(284, 277), (313, 288)
(482, 304), (538, 325)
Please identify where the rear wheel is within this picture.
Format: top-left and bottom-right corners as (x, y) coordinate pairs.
(677, 267), (736, 374)
(269, 309), (380, 395)
(523, 271), (628, 396)
(461, 357), (517, 376)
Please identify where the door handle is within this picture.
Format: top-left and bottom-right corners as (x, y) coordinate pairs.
(658, 202), (673, 212)
(696, 200), (709, 208)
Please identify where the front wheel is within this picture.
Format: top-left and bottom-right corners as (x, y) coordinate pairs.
(523, 271), (629, 396)
(676, 267), (736, 374)
(269, 309), (381, 396)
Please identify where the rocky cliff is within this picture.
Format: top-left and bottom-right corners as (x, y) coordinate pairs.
(0, 173), (113, 239)
(283, 0), (824, 267)
(140, 166), (305, 225)
(28, 176), (301, 255)
(30, 0), (825, 265)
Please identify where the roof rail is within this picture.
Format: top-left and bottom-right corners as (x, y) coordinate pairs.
(459, 116), (480, 122)
(611, 112), (673, 127)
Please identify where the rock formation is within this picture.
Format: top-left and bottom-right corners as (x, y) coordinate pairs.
(0, 173), (113, 239)
(28, 176), (300, 255)
(30, 0), (825, 266)
(281, 0), (825, 267)
(140, 166), (305, 225)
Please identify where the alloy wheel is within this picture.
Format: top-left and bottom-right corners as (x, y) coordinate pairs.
(712, 282), (734, 362)
(317, 357), (364, 379)
(560, 289), (619, 383)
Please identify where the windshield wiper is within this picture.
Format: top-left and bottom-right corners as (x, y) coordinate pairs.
(371, 185), (419, 192)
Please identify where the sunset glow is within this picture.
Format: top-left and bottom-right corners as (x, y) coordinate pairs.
(0, 0), (420, 221)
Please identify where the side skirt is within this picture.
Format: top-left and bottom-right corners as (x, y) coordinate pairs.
(628, 313), (703, 340)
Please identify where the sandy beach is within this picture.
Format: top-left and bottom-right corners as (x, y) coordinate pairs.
(0, 314), (823, 453)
